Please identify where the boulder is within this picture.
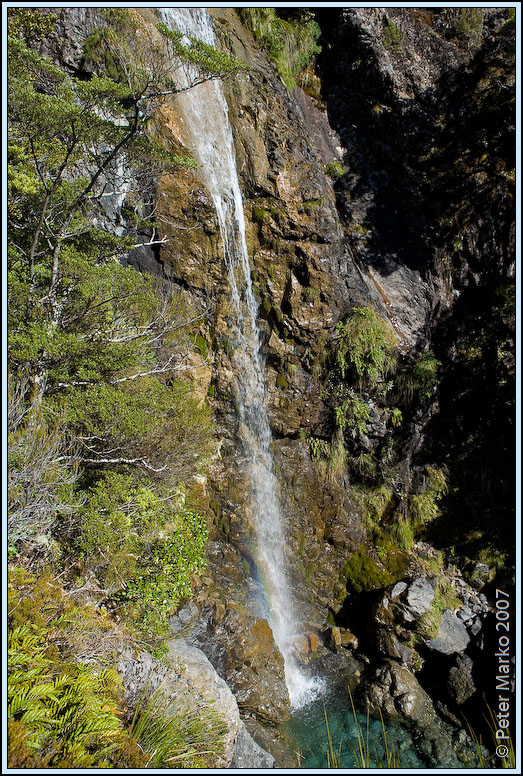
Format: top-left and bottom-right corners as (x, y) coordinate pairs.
(340, 630), (359, 650)
(366, 661), (436, 727)
(117, 640), (274, 768)
(375, 629), (415, 665)
(427, 609), (470, 655)
(186, 606), (291, 723)
(447, 654), (476, 705)
(402, 577), (435, 621)
(230, 725), (275, 769)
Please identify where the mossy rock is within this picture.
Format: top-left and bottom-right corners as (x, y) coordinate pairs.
(276, 373), (289, 390)
(342, 547), (407, 593)
(252, 207), (268, 224)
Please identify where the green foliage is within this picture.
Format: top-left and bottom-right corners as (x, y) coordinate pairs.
(76, 473), (208, 636)
(8, 9), (57, 43)
(383, 21), (403, 49)
(417, 579), (462, 639)
(397, 351), (441, 404)
(335, 390), (371, 436)
(352, 483), (394, 533)
(325, 161), (347, 179)
(128, 682), (227, 768)
(240, 8), (321, 90)
(335, 307), (398, 388)
(450, 9), (484, 48)
(308, 430), (347, 481)
(8, 623), (124, 768)
(408, 466), (448, 530)
(156, 21), (248, 78)
(8, 377), (81, 550)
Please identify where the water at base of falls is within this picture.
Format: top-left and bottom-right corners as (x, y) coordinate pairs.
(160, 7), (323, 708)
(284, 685), (425, 769)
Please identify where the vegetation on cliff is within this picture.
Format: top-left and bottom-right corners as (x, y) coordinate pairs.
(7, 8), (246, 767)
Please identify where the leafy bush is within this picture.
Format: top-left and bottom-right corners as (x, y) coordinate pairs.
(335, 390), (371, 436)
(335, 307), (398, 388)
(77, 473), (208, 638)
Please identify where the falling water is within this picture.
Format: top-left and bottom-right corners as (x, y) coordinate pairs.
(160, 8), (323, 706)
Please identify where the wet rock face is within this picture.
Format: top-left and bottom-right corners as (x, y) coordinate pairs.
(183, 605), (291, 723)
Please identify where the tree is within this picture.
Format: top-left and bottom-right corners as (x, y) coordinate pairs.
(8, 9), (242, 478)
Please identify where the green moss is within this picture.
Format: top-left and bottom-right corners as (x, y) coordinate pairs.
(325, 161), (346, 179)
(342, 549), (394, 593)
(207, 384), (215, 398)
(276, 373), (289, 390)
(252, 207), (268, 224)
(262, 298), (272, 314)
(301, 197), (325, 213)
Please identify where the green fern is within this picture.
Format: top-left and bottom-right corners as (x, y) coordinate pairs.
(8, 623), (124, 767)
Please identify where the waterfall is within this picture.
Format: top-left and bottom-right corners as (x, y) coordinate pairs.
(160, 8), (323, 707)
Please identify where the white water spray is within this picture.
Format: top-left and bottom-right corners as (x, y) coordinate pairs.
(160, 8), (323, 706)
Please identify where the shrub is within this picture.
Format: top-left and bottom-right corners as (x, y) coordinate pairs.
(451, 8), (483, 48)
(7, 376), (81, 552)
(325, 161), (346, 179)
(335, 390), (371, 436)
(335, 307), (398, 388)
(383, 21), (403, 49)
(77, 473), (208, 638)
(240, 8), (321, 90)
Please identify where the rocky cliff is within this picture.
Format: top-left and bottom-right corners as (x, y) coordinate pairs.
(31, 6), (515, 767)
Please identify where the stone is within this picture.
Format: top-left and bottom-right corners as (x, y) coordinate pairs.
(427, 609), (470, 655)
(307, 632), (320, 653)
(403, 577), (435, 620)
(185, 607), (291, 723)
(456, 606), (473, 622)
(365, 661), (436, 728)
(329, 626), (342, 650)
(391, 581), (408, 598)
(376, 629), (414, 665)
(447, 654), (476, 705)
(294, 635), (310, 658)
(469, 617), (482, 636)
(339, 630), (359, 650)
(230, 725), (275, 769)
